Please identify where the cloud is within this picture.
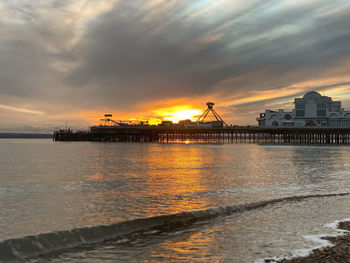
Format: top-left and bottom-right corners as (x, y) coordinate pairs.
(0, 104), (44, 114)
(1, 0), (350, 131)
(67, 1), (350, 106)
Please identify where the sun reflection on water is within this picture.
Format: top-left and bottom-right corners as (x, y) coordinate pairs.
(82, 144), (221, 224)
(76, 144), (345, 230)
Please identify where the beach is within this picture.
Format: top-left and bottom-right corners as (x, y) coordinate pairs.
(278, 221), (350, 263)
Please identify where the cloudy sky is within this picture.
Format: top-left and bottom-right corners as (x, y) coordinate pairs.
(1, 0), (350, 132)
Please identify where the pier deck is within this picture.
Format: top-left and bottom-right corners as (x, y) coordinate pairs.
(53, 126), (350, 144)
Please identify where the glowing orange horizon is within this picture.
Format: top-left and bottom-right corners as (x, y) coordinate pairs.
(83, 105), (203, 126)
(152, 106), (202, 124)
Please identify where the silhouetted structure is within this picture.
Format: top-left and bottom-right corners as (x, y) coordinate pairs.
(53, 126), (350, 144)
(54, 100), (350, 144)
(196, 102), (228, 127)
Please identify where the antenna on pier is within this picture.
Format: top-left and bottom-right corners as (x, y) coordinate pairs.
(196, 102), (228, 127)
(100, 114), (131, 126)
(100, 114), (113, 125)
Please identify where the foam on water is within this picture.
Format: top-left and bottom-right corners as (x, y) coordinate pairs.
(257, 217), (350, 263)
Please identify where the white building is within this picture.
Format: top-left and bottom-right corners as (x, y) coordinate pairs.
(257, 91), (350, 127)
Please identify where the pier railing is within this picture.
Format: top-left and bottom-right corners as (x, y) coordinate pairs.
(53, 126), (350, 144)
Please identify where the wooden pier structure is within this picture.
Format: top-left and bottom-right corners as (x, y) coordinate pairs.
(53, 126), (350, 144)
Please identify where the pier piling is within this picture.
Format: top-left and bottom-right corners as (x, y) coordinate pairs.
(53, 127), (350, 144)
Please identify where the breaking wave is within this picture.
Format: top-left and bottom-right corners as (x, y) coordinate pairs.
(2, 192), (350, 262)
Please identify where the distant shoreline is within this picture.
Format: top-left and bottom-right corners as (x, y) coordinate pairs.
(0, 133), (53, 139)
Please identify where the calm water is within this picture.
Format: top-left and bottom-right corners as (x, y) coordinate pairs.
(1, 139), (350, 262)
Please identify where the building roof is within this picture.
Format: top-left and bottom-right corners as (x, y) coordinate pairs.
(295, 91), (333, 104)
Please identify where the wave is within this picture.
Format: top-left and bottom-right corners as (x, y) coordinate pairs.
(2, 192), (350, 262)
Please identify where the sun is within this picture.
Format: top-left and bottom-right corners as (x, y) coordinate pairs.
(153, 106), (202, 123)
(164, 109), (202, 123)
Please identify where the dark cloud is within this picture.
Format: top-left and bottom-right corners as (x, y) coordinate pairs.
(1, 0), (350, 131)
(66, 1), (350, 108)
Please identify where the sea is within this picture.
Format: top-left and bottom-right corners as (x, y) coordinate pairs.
(2, 139), (350, 262)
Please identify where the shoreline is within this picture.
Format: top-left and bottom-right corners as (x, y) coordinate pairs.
(268, 221), (350, 263)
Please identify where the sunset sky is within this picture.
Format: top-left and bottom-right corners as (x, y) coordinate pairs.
(1, 0), (350, 132)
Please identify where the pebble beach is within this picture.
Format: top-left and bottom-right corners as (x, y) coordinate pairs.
(277, 221), (350, 263)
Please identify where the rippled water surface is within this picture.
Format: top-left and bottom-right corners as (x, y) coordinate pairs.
(1, 139), (350, 262)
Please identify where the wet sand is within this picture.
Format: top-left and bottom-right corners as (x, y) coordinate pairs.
(274, 221), (350, 263)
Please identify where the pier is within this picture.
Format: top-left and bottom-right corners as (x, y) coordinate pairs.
(53, 98), (350, 145)
(53, 127), (350, 144)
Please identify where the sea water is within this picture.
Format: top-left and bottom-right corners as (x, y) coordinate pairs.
(1, 139), (350, 262)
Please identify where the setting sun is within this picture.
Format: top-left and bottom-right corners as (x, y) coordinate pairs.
(153, 106), (202, 123)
